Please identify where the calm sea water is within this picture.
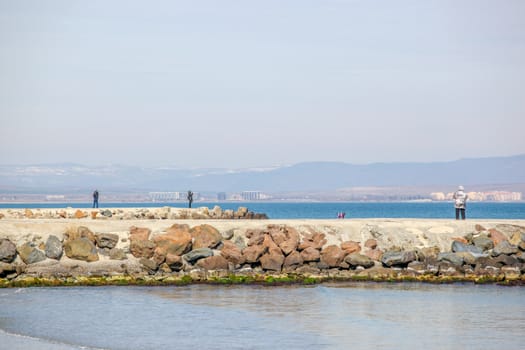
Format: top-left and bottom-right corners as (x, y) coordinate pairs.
(0, 284), (524, 350)
(1, 201), (524, 219)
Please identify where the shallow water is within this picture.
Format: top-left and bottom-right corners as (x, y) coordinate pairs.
(0, 283), (524, 350)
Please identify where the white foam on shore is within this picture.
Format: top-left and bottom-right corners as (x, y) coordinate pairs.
(0, 328), (108, 350)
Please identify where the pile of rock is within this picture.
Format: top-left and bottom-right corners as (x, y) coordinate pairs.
(1, 222), (524, 284)
(0, 206), (269, 220)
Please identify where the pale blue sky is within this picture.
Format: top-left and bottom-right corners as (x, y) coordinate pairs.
(1, 0), (524, 168)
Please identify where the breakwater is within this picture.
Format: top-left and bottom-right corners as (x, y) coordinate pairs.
(1, 207), (524, 286)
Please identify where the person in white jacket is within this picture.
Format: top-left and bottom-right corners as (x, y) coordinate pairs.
(453, 185), (468, 220)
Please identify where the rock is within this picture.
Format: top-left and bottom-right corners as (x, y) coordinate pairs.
(130, 239), (156, 258)
(221, 229), (234, 240)
(74, 210), (88, 219)
(25, 209), (34, 218)
(502, 266), (521, 280)
(246, 229), (266, 246)
(260, 250), (285, 271)
(320, 245), (346, 268)
(100, 209), (112, 217)
(45, 235), (63, 260)
(475, 224), (486, 231)
(451, 241), (483, 254)
(0, 262), (16, 276)
(190, 224), (222, 249)
(0, 239), (17, 263)
(492, 254), (519, 266)
(364, 239), (377, 249)
(341, 241), (361, 254)
(451, 237), (468, 244)
(220, 241), (245, 265)
(488, 229), (507, 246)
(492, 241), (519, 256)
(91, 211), (98, 219)
(65, 226), (95, 243)
(242, 244), (268, 263)
(270, 226), (299, 256)
(235, 207), (248, 218)
(211, 205), (223, 218)
(17, 243), (47, 264)
(495, 224), (525, 237)
(95, 233), (119, 249)
(109, 248), (127, 260)
(416, 246), (440, 261)
(64, 238), (99, 262)
(300, 247), (320, 262)
(472, 235), (494, 251)
(129, 226), (151, 241)
(437, 252), (464, 266)
(183, 248), (213, 263)
(283, 251), (304, 269)
(509, 232), (524, 246)
(139, 258), (158, 273)
(365, 249), (384, 261)
(298, 232), (327, 250)
(381, 251), (417, 267)
(152, 224), (193, 257)
(165, 254), (184, 271)
(197, 255), (229, 270)
(345, 253), (374, 269)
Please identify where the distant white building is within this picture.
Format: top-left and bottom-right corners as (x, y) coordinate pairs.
(241, 191), (262, 200)
(149, 192), (199, 201)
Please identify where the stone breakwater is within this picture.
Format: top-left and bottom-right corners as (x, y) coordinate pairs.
(0, 206), (268, 220)
(1, 215), (524, 286)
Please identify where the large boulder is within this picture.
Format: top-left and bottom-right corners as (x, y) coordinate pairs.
(65, 226), (96, 243)
(283, 251), (304, 270)
(437, 252), (464, 266)
(165, 254), (184, 271)
(246, 229), (266, 246)
(95, 233), (119, 249)
(300, 247), (320, 262)
(488, 229), (507, 246)
(152, 224), (193, 257)
(17, 243), (46, 264)
(183, 248), (213, 264)
(341, 241), (361, 254)
(220, 241), (245, 265)
(130, 239), (156, 258)
(109, 248), (127, 260)
(298, 232), (327, 250)
(260, 234), (285, 271)
(197, 255), (229, 270)
(451, 241), (483, 254)
(190, 224), (222, 249)
(64, 238), (99, 262)
(45, 235), (63, 260)
(492, 241), (519, 256)
(472, 235), (494, 251)
(345, 253), (374, 269)
(242, 244), (268, 264)
(269, 225), (300, 256)
(0, 239), (17, 263)
(381, 250), (417, 267)
(365, 248), (384, 261)
(320, 245), (346, 268)
(129, 226), (152, 241)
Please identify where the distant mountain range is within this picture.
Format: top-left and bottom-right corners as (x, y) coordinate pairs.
(0, 154), (524, 194)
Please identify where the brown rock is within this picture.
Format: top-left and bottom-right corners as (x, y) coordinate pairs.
(25, 209), (34, 218)
(509, 232), (523, 246)
(0, 239), (17, 263)
(139, 258), (158, 272)
(488, 229), (507, 246)
(58, 211), (67, 218)
(74, 210), (88, 219)
(64, 238), (99, 262)
(260, 250), (285, 271)
(242, 245), (268, 263)
(220, 241), (245, 265)
(364, 239), (377, 249)
(91, 211), (98, 219)
(94, 233), (119, 249)
(300, 247), (320, 262)
(341, 241), (361, 254)
(320, 245), (347, 268)
(109, 248), (127, 260)
(298, 232), (327, 250)
(246, 229), (265, 246)
(283, 250), (303, 269)
(130, 239), (156, 258)
(190, 224), (222, 249)
(276, 226), (300, 255)
(129, 226), (151, 241)
(475, 224), (486, 232)
(153, 225), (193, 256)
(197, 255), (229, 270)
(365, 248), (384, 261)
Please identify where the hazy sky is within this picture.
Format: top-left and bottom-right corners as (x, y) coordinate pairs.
(1, 0), (524, 168)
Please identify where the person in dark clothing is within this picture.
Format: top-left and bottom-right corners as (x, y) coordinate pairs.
(187, 190), (193, 208)
(93, 190), (99, 208)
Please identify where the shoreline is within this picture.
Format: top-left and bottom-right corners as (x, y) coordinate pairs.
(1, 207), (524, 287)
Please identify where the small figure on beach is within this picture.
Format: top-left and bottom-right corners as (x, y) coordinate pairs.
(337, 212), (346, 219)
(453, 185), (468, 220)
(187, 190), (193, 208)
(92, 189), (99, 208)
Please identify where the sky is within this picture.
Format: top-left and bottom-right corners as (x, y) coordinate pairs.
(1, 0), (524, 169)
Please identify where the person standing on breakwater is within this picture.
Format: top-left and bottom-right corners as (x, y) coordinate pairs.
(187, 190), (193, 208)
(92, 189), (99, 208)
(453, 185), (468, 220)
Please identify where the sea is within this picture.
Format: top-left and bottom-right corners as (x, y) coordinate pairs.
(1, 202), (524, 349)
(1, 201), (524, 219)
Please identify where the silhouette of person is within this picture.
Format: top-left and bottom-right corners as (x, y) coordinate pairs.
(93, 189), (99, 208)
(187, 190), (193, 208)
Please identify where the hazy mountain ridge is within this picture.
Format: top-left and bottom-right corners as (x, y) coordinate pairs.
(0, 155), (524, 193)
